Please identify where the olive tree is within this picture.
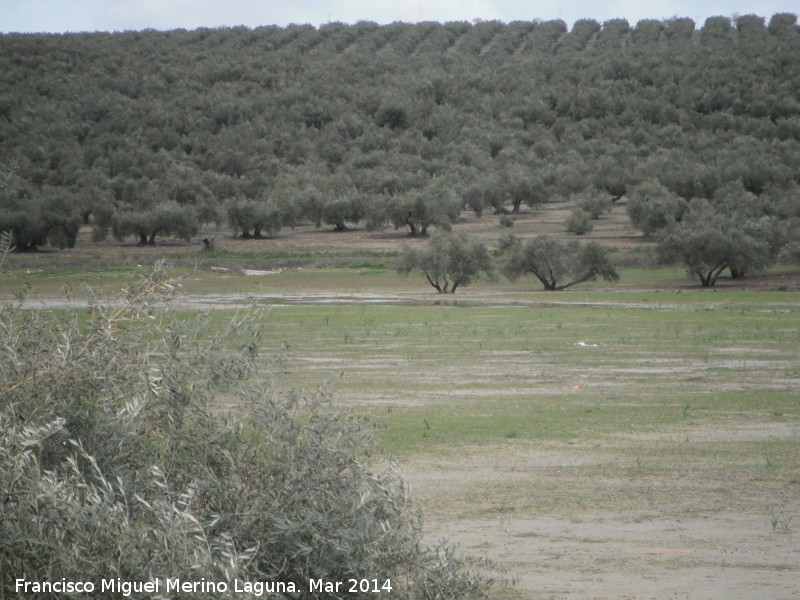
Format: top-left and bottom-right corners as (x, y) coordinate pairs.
(626, 179), (687, 237)
(768, 12), (798, 36)
(565, 208), (593, 235)
(109, 201), (199, 245)
(633, 19), (664, 44)
(0, 185), (81, 251)
(664, 17), (695, 42)
(577, 190), (613, 220)
(701, 16), (733, 43)
(779, 240), (800, 265)
(501, 234), (619, 290)
(657, 201), (773, 286)
(383, 185), (461, 237)
(462, 176), (508, 216)
(503, 169), (547, 214)
(321, 193), (368, 231)
(397, 231), (492, 294)
(226, 198), (286, 239)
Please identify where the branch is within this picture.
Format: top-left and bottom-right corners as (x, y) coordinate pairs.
(705, 262), (729, 286)
(556, 268), (597, 290)
(1, 158), (18, 189)
(526, 267), (551, 290)
(423, 270), (442, 293)
(0, 230), (14, 268)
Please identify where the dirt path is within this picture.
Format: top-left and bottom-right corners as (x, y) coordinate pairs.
(420, 511), (799, 599)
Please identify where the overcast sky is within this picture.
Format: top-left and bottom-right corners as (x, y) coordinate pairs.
(1, 0), (797, 34)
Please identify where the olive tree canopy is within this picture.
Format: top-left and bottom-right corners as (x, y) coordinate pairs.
(397, 231), (493, 293)
(657, 201), (774, 286)
(501, 234), (619, 290)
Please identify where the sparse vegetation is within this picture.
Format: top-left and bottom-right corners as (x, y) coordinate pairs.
(770, 509), (794, 533)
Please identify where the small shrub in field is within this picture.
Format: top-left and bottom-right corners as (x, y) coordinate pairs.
(577, 193), (613, 219)
(499, 215), (514, 228)
(0, 262), (495, 599)
(565, 208), (594, 235)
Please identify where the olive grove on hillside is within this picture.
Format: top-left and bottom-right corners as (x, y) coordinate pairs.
(0, 14), (797, 257)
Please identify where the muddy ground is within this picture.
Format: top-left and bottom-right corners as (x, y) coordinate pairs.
(405, 440), (799, 600)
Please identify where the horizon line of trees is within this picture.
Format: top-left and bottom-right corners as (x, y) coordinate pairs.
(3, 13), (797, 46)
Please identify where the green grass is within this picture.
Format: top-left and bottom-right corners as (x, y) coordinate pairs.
(4, 261), (798, 298)
(228, 295), (800, 459)
(4, 265), (799, 467)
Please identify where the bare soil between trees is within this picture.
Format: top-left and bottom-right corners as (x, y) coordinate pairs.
(403, 438), (800, 600)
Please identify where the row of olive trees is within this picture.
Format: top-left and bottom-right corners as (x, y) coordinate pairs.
(399, 212), (800, 292)
(397, 231), (620, 293)
(626, 179), (800, 286)
(0, 172), (552, 249)
(162, 14), (795, 61)
(0, 263), (497, 599)
(225, 184), (464, 240)
(125, 162), (566, 243)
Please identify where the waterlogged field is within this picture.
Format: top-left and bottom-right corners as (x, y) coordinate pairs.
(3, 266), (800, 599)
(241, 288), (800, 599)
(260, 296), (798, 447)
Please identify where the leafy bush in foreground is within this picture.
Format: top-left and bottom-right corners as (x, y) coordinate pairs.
(0, 263), (494, 599)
